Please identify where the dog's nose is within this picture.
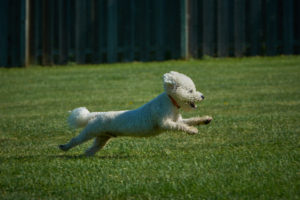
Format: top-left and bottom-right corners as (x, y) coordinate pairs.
(201, 95), (205, 99)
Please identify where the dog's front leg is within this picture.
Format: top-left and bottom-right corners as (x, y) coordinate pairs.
(181, 116), (213, 126)
(161, 119), (198, 135)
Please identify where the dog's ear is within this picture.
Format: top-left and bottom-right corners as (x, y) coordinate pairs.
(163, 72), (177, 91)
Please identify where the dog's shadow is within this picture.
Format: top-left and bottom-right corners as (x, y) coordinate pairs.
(51, 154), (132, 160)
(0, 154), (133, 162)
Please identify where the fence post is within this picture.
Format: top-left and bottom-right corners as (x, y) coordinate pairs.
(21, 0), (30, 66)
(180, 0), (188, 59)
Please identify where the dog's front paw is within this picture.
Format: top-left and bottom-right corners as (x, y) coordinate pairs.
(187, 126), (198, 135)
(203, 116), (213, 125)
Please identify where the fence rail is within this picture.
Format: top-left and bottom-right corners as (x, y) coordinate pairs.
(0, 0), (299, 67)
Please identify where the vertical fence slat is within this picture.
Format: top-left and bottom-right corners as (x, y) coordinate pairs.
(295, 1), (300, 54)
(234, 0), (246, 57)
(29, 0), (35, 64)
(248, 0), (261, 56)
(58, 0), (68, 64)
(128, 0), (135, 61)
(42, 0), (51, 65)
(145, 0), (151, 61)
(0, 0), (8, 66)
(42, 0), (47, 65)
(34, 0), (41, 63)
(154, 0), (164, 60)
(86, 0), (92, 62)
(94, 0), (104, 63)
(10, 0), (20, 67)
(169, 0), (180, 59)
(107, 0), (117, 63)
(203, 0), (216, 56)
(197, 0), (203, 57)
(140, 0), (150, 61)
(67, 0), (74, 60)
(49, 0), (55, 64)
(188, 0), (199, 58)
(282, 0), (293, 55)
(119, 0), (130, 62)
(75, 0), (87, 64)
(75, 0), (81, 63)
(217, 0), (230, 57)
(266, 0), (278, 56)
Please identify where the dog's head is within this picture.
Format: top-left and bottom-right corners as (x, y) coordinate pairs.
(163, 71), (204, 110)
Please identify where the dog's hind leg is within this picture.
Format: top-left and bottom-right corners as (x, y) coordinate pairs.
(59, 128), (96, 152)
(84, 136), (111, 157)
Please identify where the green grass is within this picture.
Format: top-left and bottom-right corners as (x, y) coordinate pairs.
(0, 56), (299, 199)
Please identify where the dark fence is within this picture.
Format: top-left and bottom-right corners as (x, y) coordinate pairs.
(0, 0), (299, 67)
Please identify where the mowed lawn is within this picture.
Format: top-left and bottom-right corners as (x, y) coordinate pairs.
(0, 56), (299, 199)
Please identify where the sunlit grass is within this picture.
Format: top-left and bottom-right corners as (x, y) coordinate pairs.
(0, 56), (300, 199)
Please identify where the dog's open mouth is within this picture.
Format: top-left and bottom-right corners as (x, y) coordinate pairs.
(189, 102), (197, 108)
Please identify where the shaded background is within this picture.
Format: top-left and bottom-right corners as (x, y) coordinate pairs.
(0, 0), (299, 67)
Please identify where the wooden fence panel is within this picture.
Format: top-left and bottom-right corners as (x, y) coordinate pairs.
(1, 0), (299, 67)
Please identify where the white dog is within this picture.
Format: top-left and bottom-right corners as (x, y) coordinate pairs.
(59, 71), (212, 156)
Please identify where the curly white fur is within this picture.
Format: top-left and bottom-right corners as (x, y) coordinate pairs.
(59, 71), (212, 156)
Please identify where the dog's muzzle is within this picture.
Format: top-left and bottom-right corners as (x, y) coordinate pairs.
(189, 94), (204, 109)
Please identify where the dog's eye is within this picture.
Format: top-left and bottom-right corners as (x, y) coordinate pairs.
(189, 90), (193, 93)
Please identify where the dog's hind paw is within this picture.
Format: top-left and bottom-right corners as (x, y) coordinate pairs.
(59, 144), (69, 151)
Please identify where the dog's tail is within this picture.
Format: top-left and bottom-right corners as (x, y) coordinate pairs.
(68, 107), (92, 129)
